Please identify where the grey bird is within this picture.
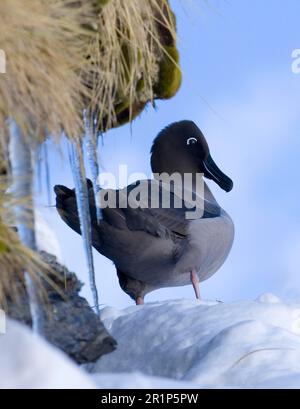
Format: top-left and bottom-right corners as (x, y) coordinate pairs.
(54, 120), (234, 305)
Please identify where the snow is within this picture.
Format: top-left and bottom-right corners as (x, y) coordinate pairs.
(0, 319), (95, 389)
(90, 295), (300, 388)
(92, 372), (199, 389)
(2, 295), (300, 389)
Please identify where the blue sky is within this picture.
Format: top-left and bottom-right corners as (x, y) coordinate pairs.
(37, 0), (300, 308)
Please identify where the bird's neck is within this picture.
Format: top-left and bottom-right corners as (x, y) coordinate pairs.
(188, 176), (219, 206)
(159, 172), (219, 206)
(203, 181), (219, 206)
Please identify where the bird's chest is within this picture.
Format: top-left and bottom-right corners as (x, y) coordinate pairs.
(174, 211), (234, 283)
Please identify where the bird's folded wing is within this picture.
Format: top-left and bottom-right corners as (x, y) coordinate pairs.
(114, 180), (221, 238)
(56, 179), (221, 243)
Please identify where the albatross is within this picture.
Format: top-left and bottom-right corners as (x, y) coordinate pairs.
(54, 120), (234, 304)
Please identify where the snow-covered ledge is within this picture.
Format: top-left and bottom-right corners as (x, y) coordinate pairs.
(2, 295), (300, 389)
(90, 295), (300, 389)
(0, 320), (95, 389)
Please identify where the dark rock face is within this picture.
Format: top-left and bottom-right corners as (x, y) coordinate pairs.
(7, 251), (117, 364)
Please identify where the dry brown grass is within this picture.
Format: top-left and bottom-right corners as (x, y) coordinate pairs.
(0, 1), (92, 305)
(0, 0), (179, 139)
(0, 0), (181, 305)
(79, 0), (179, 131)
(0, 176), (58, 309)
(0, 0), (94, 142)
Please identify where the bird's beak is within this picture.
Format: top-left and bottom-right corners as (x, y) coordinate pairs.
(203, 155), (233, 192)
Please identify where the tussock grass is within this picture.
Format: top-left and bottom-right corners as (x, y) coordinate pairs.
(0, 0), (180, 305)
(0, 0), (180, 139)
(0, 175), (58, 309)
(0, 0), (92, 305)
(85, 0), (179, 131)
(0, 0), (94, 141)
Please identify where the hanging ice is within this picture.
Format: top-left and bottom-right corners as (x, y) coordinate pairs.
(8, 120), (44, 335)
(43, 142), (51, 206)
(84, 111), (103, 224)
(69, 140), (100, 315)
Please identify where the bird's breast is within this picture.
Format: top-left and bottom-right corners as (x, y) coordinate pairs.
(174, 210), (234, 282)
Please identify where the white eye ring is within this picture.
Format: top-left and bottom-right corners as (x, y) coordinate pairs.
(187, 137), (198, 145)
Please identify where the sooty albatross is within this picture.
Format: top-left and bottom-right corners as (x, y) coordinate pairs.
(55, 120), (234, 305)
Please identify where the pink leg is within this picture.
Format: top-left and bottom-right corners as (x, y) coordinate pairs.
(190, 270), (201, 300)
(136, 296), (144, 305)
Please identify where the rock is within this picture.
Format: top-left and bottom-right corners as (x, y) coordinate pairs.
(6, 251), (117, 364)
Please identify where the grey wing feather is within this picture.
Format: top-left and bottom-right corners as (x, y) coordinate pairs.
(56, 179), (221, 246)
(113, 180), (221, 238)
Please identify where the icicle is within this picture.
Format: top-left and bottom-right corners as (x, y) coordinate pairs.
(43, 142), (51, 206)
(8, 120), (44, 335)
(69, 139), (100, 315)
(36, 146), (43, 194)
(84, 111), (103, 224)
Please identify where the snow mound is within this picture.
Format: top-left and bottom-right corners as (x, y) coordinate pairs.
(92, 372), (199, 389)
(0, 319), (95, 389)
(91, 296), (300, 388)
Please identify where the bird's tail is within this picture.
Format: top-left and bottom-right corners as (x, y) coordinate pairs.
(54, 179), (97, 236)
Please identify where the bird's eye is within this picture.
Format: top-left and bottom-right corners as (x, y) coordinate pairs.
(187, 137), (198, 145)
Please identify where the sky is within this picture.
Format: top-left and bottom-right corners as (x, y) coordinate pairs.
(37, 0), (300, 309)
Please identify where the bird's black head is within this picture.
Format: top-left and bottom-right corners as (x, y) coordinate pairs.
(150, 120), (233, 192)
